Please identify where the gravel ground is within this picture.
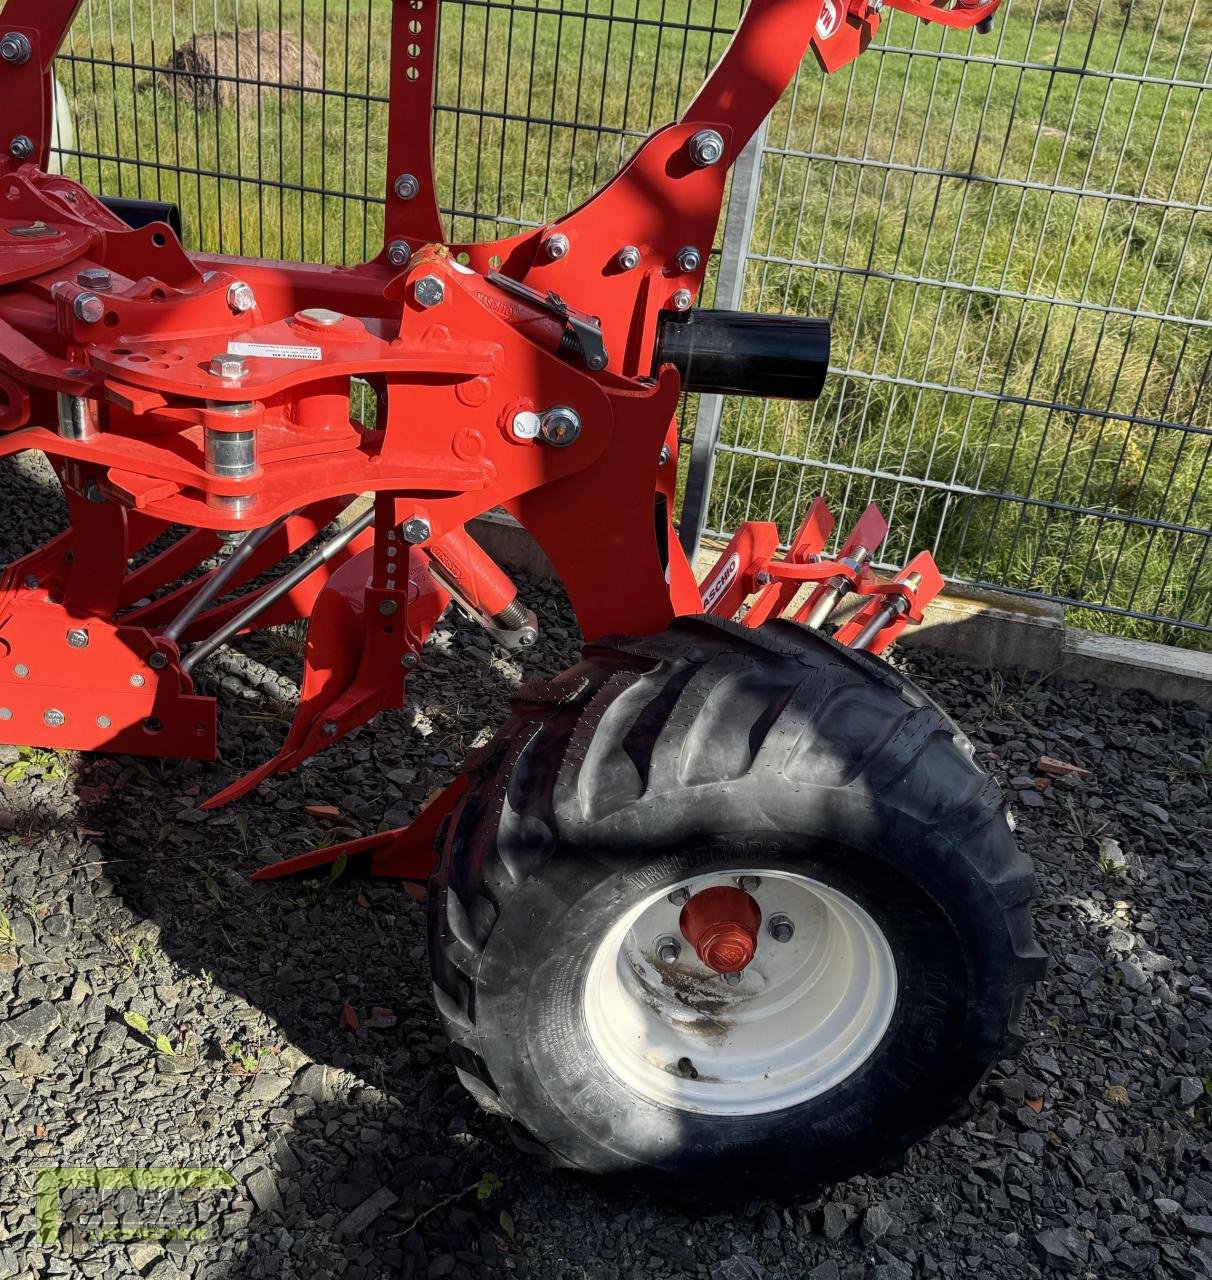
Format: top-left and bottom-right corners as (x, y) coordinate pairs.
(1, 454), (1211, 1280)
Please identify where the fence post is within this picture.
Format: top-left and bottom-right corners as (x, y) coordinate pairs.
(677, 116), (769, 564)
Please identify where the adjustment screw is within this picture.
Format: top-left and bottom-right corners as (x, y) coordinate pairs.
(688, 128), (725, 167)
(0, 32), (32, 64)
(8, 134), (32, 160)
(402, 516), (431, 544)
(542, 232), (569, 261)
(655, 935), (681, 964)
(675, 245), (702, 273)
(322, 720), (339, 736)
(394, 172), (420, 200)
(616, 245), (640, 271)
(768, 913), (795, 943)
(378, 599), (398, 617)
(539, 406), (581, 447)
(386, 240), (410, 267)
(511, 410), (541, 440)
(668, 886), (690, 905)
(226, 280), (256, 313)
(736, 875), (761, 891)
(73, 292), (105, 324)
(413, 275), (445, 308)
(43, 708), (65, 727)
(66, 628), (88, 649)
(148, 651), (169, 670)
(721, 970), (743, 986)
(76, 267), (111, 291)
(671, 288), (693, 312)
(209, 353), (248, 380)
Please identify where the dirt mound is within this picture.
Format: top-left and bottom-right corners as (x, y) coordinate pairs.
(148, 30), (322, 109)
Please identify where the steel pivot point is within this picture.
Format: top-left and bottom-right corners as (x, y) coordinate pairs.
(688, 128), (724, 167)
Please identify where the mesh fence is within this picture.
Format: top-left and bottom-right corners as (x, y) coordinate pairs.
(47, 0), (1212, 647)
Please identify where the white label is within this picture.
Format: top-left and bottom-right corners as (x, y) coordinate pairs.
(816, 0), (841, 38)
(701, 552), (740, 611)
(227, 341), (323, 361)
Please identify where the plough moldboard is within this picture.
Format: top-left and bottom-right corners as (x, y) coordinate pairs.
(0, 0), (1044, 1201)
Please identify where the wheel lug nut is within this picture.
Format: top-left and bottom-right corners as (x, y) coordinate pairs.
(667, 887), (690, 905)
(721, 970), (743, 986)
(768, 913), (794, 943)
(655, 935), (681, 964)
(736, 875), (761, 891)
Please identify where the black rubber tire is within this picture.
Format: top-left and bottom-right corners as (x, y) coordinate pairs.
(428, 616), (1046, 1200)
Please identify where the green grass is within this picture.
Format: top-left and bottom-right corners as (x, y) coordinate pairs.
(51, 0), (1212, 648)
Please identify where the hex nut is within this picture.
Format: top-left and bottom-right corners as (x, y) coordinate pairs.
(76, 267), (112, 292)
(209, 353), (248, 379)
(394, 173), (420, 200)
(386, 240), (410, 267)
(73, 292), (105, 324)
(671, 288), (693, 312)
(616, 245), (641, 271)
(0, 32), (32, 64)
(413, 275), (445, 308)
(768, 913), (795, 943)
(8, 134), (32, 160)
(543, 232), (570, 261)
(675, 245), (702, 273)
(688, 128), (725, 167)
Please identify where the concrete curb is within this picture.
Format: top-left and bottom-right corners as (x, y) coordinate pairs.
(469, 512), (1212, 709)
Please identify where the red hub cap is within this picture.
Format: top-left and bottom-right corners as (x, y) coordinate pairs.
(678, 885), (762, 973)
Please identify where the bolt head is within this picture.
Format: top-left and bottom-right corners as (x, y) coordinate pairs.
(97, 714), (111, 728)
(616, 245), (640, 271)
(402, 516), (431, 545)
(226, 280), (256, 313)
(658, 444), (672, 466)
(378, 599), (398, 617)
(721, 969), (744, 986)
(768, 913), (795, 943)
(66, 628), (88, 649)
(688, 128), (725, 167)
(539, 406), (581, 448)
(655, 935), (681, 964)
(209, 353), (248, 380)
(543, 232), (570, 261)
(13, 663), (29, 678)
(386, 240), (410, 267)
(401, 652), (418, 669)
(511, 411), (541, 440)
(43, 708), (65, 727)
(321, 719), (339, 736)
(671, 289), (693, 312)
(76, 267), (112, 292)
(73, 292), (105, 324)
(8, 134), (32, 160)
(394, 173), (420, 200)
(0, 708), (10, 720)
(0, 32), (32, 64)
(668, 887), (690, 905)
(736, 875), (762, 892)
(676, 246), (702, 273)
(129, 673), (145, 687)
(413, 275), (445, 308)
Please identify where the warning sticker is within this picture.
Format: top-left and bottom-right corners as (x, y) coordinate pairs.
(226, 341), (323, 361)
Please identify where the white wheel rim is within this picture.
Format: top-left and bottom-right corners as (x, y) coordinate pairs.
(582, 868), (898, 1115)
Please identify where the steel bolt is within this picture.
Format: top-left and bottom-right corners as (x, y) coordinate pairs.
(658, 443), (671, 466)
(386, 240), (410, 267)
(148, 651), (169, 670)
(322, 719), (339, 736)
(0, 708), (12, 720)
(736, 875), (761, 891)
(671, 288), (693, 312)
(402, 516), (431, 544)
(721, 970), (743, 986)
(539, 406), (581, 448)
(688, 128), (725, 168)
(73, 292), (105, 324)
(66, 628), (88, 649)
(394, 172), (420, 200)
(401, 652), (418, 669)
(511, 411), (541, 440)
(378, 599), (398, 617)
(542, 232), (570, 261)
(226, 280), (256, 313)
(0, 32), (32, 64)
(13, 663), (28, 677)
(675, 245), (702, 273)
(130, 673), (145, 687)
(97, 714), (111, 728)
(209, 353), (248, 380)
(655, 935), (681, 964)
(43, 708), (65, 727)
(76, 267), (112, 292)
(668, 886), (690, 905)
(413, 275), (445, 308)
(768, 913), (795, 943)
(616, 245), (641, 271)
(8, 134), (32, 160)
(22, 575), (38, 589)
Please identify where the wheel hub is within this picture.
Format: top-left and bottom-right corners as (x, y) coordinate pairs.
(678, 884), (761, 973)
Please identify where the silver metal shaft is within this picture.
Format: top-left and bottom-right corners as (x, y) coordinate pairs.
(181, 508), (375, 673)
(803, 547), (871, 629)
(849, 571), (922, 651)
(161, 516), (288, 644)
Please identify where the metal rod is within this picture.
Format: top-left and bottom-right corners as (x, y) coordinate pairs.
(803, 548), (870, 629)
(850, 572), (921, 651)
(161, 516), (289, 645)
(181, 509), (375, 673)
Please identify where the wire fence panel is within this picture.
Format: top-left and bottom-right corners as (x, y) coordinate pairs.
(703, 0), (1211, 647)
(46, 0), (1212, 647)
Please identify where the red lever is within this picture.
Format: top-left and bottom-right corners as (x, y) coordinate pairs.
(679, 886), (762, 973)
